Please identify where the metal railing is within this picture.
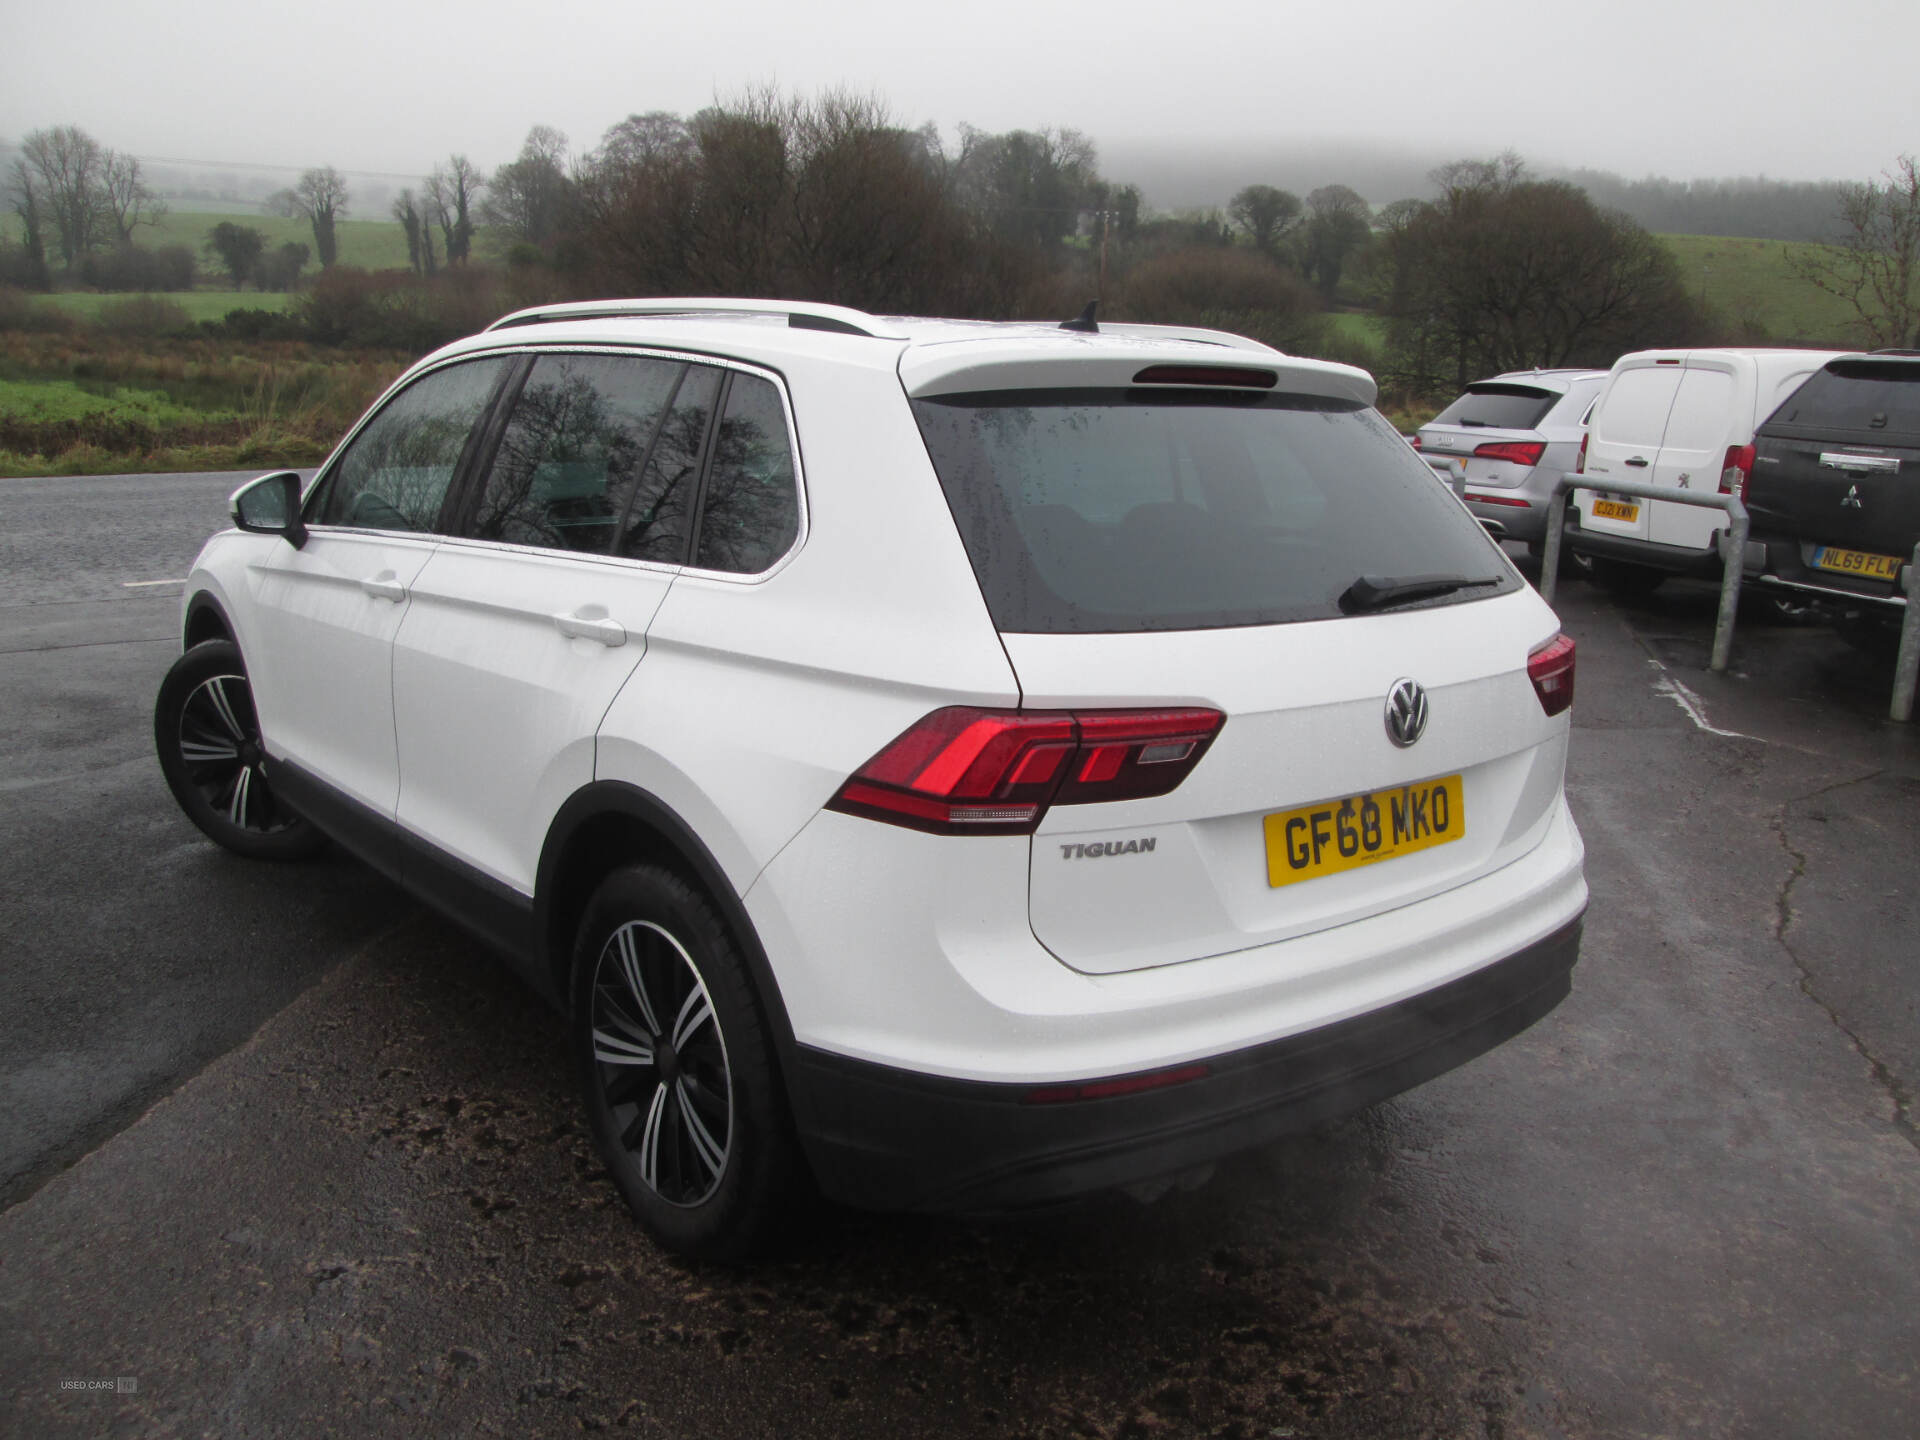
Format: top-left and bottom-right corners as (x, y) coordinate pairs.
(1539, 474), (1750, 673)
(1541, 479), (1920, 721)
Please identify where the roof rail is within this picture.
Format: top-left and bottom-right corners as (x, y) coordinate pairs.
(485, 297), (906, 339)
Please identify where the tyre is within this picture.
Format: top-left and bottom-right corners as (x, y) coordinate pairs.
(1588, 558), (1665, 599)
(154, 639), (325, 861)
(573, 865), (796, 1259)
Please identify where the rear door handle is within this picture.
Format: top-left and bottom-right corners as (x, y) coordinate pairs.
(1624, 456), (1650, 468)
(552, 610), (628, 647)
(360, 573), (407, 602)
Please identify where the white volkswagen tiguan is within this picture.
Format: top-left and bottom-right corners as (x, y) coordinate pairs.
(155, 299), (1586, 1257)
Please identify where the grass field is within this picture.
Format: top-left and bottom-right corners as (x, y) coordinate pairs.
(34, 290), (293, 322)
(3, 208), (411, 273)
(1659, 234), (1864, 346)
(1324, 311), (1386, 353)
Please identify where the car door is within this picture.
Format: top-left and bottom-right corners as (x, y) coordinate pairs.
(1575, 360), (1683, 544)
(1647, 361), (1740, 551)
(244, 355), (513, 826)
(389, 351), (725, 897)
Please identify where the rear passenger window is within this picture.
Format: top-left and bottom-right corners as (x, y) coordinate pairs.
(694, 374), (800, 574)
(313, 357), (509, 532)
(1593, 367), (1682, 448)
(470, 354), (684, 553)
(1429, 383), (1556, 431)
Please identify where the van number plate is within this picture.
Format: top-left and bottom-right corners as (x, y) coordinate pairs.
(1811, 545), (1902, 580)
(1264, 775), (1465, 888)
(1590, 499), (1639, 522)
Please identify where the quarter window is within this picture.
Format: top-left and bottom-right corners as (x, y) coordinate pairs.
(312, 357), (509, 532)
(694, 374), (800, 574)
(615, 365), (722, 563)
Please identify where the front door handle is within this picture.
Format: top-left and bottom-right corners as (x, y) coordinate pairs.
(1624, 456), (1650, 468)
(552, 609), (628, 647)
(360, 573), (407, 602)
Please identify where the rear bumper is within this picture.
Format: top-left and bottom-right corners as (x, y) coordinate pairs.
(1564, 521), (1721, 577)
(786, 914), (1582, 1214)
(1465, 495), (1545, 543)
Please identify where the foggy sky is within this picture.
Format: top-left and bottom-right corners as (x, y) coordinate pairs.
(4, 0), (1914, 201)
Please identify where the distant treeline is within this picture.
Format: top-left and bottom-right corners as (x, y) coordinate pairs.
(1560, 170), (1850, 243)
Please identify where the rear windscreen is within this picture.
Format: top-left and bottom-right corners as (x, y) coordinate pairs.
(1429, 383), (1557, 431)
(1764, 361), (1920, 438)
(912, 388), (1518, 634)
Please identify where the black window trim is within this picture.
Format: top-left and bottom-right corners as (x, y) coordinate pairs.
(411, 341), (811, 583)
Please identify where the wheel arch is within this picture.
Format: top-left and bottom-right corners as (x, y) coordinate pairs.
(183, 590), (236, 650)
(535, 781), (798, 1057)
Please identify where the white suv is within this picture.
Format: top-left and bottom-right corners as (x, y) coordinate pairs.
(155, 299), (1587, 1257)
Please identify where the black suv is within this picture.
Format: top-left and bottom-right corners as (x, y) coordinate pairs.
(1747, 354), (1920, 643)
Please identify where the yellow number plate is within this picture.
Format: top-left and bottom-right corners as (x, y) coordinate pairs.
(1264, 775), (1465, 888)
(1811, 545), (1903, 580)
(1590, 498), (1640, 522)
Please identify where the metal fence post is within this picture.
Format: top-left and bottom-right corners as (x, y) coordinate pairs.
(1892, 543), (1920, 723)
(1710, 499), (1750, 674)
(1539, 488), (1569, 607)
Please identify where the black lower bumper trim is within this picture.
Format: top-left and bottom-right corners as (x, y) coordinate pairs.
(1563, 522), (1721, 576)
(786, 915), (1582, 1213)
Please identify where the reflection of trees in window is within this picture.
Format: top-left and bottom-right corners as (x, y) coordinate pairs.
(694, 376), (798, 573)
(473, 354), (681, 552)
(618, 366), (720, 563)
(318, 358), (507, 531)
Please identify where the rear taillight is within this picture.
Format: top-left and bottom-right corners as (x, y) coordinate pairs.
(1528, 634), (1576, 717)
(827, 706), (1225, 836)
(1472, 440), (1547, 467)
(1409, 434), (1424, 450)
(1718, 443), (1756, 500)
(1575, 432), (1590, 474)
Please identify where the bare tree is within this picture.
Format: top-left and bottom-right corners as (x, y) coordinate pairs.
(479, 127), (570, 251)
(1227, 184), (1302, 259)
(274, 167), (350, 267)
(19, 125), (107, 266)
(392, 189), (425, 274)
(426, 155), (483, 265)
(1301, 184), (1371, 301)
(4, 158), (51, 283)
(99, 150), (164, 243)
(1788, 156), (1920, 348)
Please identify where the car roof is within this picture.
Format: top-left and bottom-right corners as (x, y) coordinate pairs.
(420, 298), (1379, 407)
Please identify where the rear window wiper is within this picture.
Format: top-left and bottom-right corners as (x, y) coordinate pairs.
(1339, 573), (1502, 614)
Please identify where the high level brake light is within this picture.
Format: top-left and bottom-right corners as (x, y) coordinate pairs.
(1718, 443), (1756, 501)
(827, 706), (1225, 836)
(1528, 634), (1576, 717)
(1472, 440), (1547, 467)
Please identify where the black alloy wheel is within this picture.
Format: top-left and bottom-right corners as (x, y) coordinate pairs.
(573, 865), (796, 1258)
(154, 639), (323, 860)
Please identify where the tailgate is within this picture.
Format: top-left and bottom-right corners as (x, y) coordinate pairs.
(1749, 437), (1920, 557)
(1007, 593), (1570, 975)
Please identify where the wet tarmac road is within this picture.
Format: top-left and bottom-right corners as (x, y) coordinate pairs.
(2, 472), (1917, 1438)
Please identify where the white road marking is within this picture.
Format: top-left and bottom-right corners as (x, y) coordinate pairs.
(1652, 674), (1754, 740)
(121, 579), (186, 588)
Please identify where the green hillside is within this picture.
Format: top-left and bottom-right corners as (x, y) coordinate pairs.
(1659, 233), (1865, 346)
(3, 207), (411, 273)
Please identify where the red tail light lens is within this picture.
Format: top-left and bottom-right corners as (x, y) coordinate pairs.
(1575, 432), (1590, 474)
(827, 706), (1225, 835)
(1472, 440), (1547, 467)
(1408, 434), (1424, 450)
(1718, 443), (1756, 500)
(1528, 634), (1576, 717)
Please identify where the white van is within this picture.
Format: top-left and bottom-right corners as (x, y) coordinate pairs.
(1567, 348), (1848, 593)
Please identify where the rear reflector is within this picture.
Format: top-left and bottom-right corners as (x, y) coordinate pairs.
(1465, 492), (1532, 508)
(1528, 634), (1576, 717)
(1718, 443), (1756, 500)
(1024, 1062), (1211, 1105)
(1472, 440), (1547, 467)
(1132, 365), (1277, 389)
(827, 706), (1225, 836)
